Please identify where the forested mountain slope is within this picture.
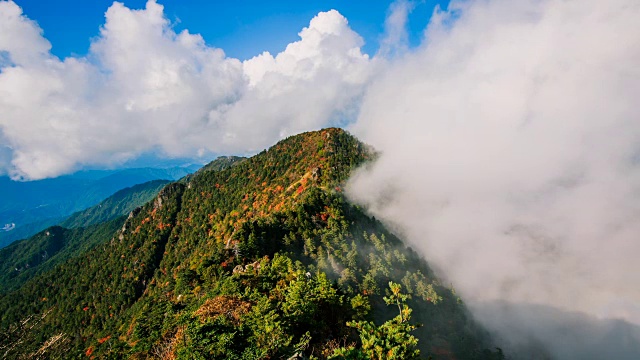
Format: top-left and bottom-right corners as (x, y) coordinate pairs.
(0, 128), (502, 359)
(194, 156), (246, 175)
(0, 180), (170, 293)
(0, 220), (123, 293)
(0, 166), (200, 248)
(0, 165), (240, 296)
(60, 180), (171, 229)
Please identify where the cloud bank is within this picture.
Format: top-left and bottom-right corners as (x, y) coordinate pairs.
(347, 0), (640, 356)
(0, 0), (371, 180)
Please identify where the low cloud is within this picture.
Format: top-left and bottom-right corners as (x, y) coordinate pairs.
(0, 0), (371, 180)
(347, 0), (640, 356)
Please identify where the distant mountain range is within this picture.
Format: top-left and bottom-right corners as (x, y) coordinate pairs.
(0, 165), (201, 248)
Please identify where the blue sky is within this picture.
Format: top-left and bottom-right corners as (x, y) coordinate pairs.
(14, 0), (448, 60)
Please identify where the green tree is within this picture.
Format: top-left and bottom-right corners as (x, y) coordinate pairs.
(331, 282), (422, 359)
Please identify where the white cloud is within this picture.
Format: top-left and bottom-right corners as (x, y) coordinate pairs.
(347, 0), (640, 355)
(228, 10), (372, 150)
(244, 10), (369, 86)
(0, 1), (50, 66)
(0, 1), (371, 180)
(377, 0), (415, 57)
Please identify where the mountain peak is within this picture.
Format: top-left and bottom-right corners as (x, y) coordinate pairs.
(0, 128), (498, 359)
(261, 127), (371, 184)
(196, 156), (247, 175)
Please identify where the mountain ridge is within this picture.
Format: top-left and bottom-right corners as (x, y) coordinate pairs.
(0, 165), (201, 248)
(60, 180), (171, 229)
(0, 128), (502, 359)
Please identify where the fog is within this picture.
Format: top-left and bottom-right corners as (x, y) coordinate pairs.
(347, 0), (640, 357)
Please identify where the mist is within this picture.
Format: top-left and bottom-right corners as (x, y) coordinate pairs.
(347, 0), (640, 357)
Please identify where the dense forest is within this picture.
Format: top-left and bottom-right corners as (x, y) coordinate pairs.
(60, 180), (172, 229)
(0, 180), (174, 292)
(0, 128), (504, 359)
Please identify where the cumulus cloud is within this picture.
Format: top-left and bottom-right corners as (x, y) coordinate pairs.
(225, 9), (372, 150)
(347, 0), (640, 356)
(0, 1), (50, 66)
(0, 0), (371, 180)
